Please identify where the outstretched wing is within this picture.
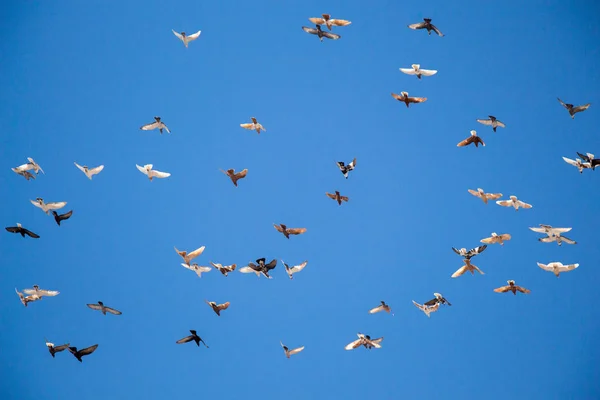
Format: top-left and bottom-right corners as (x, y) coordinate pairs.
(408, 22), (427, 30)
(451, 266), (467, 278)
(265, 259), (277, 270)
(79, 344), (99, 356)
(322, 32), (341, 40)
(326, 192), (337, 200)
(562, 157), (579, 167)
(557, 97), (568, 109)
(477, 119), (492, 126)
(419, 69), (437, 76)
(273, 224), (284, 233)
(496, 200), (512, 207)
(308, 17), (326, 25)
(302, 26), (318, 35)
(186, 246), (206, 261)
(515, 286), (531, 294)
(87, 303), (103, 311)
(176, 335), (194, 344)
(22, 228), (40, 238)
(399, 68), (417, 76)
(431, 24), (444, 37)
(136, 164), (148, 176)
(572, 103), (590, 113)
(140, 121), (159, 131)
(172, 29), (184, 41)
(457, 137), (473, 147)
(289, 261), (308, 274)
(104, 306), (122, 315)
(517, 200), (532, 209)
(151, 169), (171, 178)
(287, 228), (307, 235)
(369, 305), (384, 314)
(493, 285), (511, 293)
(344, 339), (362, 350)
(187, 30), (202, 41)
(330, 19), (351, 27)
(288, 346), (305, 356)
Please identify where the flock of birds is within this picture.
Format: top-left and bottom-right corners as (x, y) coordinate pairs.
(7, 12), (594, 362)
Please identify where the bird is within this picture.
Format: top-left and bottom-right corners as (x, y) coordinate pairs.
(457, 130), (485, 148)
(407, 18), (444, 36)
(337, 158), (356, 179)
(273, 223), (307, 239)
(467, 188), (503, 204)
(68, 344), (99, 362)
(14, 157), (44, 174)
(476, 116), (506, 132)
(451, 258), (485, 278)
(576, 152), (600, 170)
(480, 232), (512, 246)
(220, 168), (248, 187)
(344, 333), (384, 350)
(172, 29), (201, 47)
(5, 223), (40, 238)
(174, 246), (206, 265)
(529, 224), (572, 237)
(140, 116), (170, 134)
(399, 64), (438, 80)
(15, 288), (41, 307)
(391, 91), (427, 108)
(30, 198), (67, 215)
(412, 300), (440, 318)
(74, 162), (104, 180)
(176, 330), (208, 348)
(45, 340), (70, 358)
(23, 285), (60, 299)
(308, 14), (351, 30)
(205, 300), (230, 316)
(209, 262), (237, 277)
(557, 97), (591, 119)
(280, 341), (305, 358)
(424, 292), (452, 307)
(452, 245), (487, 260)
(326, 191), (349, 205)
(86, 301), (122, 315)
(368, 301), (394, 316)
(494, 280), (530, 295)
(282, 260), (308, 279)
(496, 195), (532, 211)
(181, 263), (212, 278)
(239, 258), (277, 279)
(562, 157), (592, 174)
(537, 262), (579, 277)
(240, 117), (266, 134)
(52, 210), (73, 226)
(302, 25), (341, 41)
(136, 164), (171, 181)
(538, 235), (577, 246)
(11, 167), (36, 180)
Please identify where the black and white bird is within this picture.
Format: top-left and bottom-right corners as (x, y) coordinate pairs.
(172, 29), (201, 47)
(452, 245), (487, 260)
(407, 18), (444, 36)
(30, 198), (67, 215)
(52, 210), (73, 226)
(86, 301), (122, 316)
(576, 152), (600, 170)
(5, 223), (40, 238)
(368, 301), (394, 316)
(282, 260), (308, 279)
(74, 162), (104, 180)
(302, 25), (341, 41)
(11, 167), (36, 180)
(336, 158), (356, 179)
(45, 339), (70, 358)
(476, 116), (506, 132)
(344, 333), (384, 350)
(176, 330), (209, 348)
(239, 258), (277, 278)
(562, 157), (591, 174)
(424, 292), (452, 307)
(209, 262), (237, 277)
(412, 300), (440, 318)
(280, 341), (305, 358)
(68, 344), (98, 362)
(557, 98), (591, 119)
(140, 116), (171, 134)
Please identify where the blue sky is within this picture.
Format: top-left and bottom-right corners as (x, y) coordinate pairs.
(1, 1), (599, 399)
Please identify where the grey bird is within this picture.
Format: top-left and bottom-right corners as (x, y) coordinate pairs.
(45, 339), (70, 358)
(302, 25), (341, 41)
(407, 18), (444, 36)
(476, 116), (506, 132)
(86, 301), (122, 316)
(557, 98), (590, 119)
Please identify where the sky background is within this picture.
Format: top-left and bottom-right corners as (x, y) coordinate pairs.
(1, 1), (599, 399)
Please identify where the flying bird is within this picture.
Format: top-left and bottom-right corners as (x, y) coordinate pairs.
(86, 301), (122, 315)
(493, 280), (530, 295)
(302, 25), (341, 41)
(457, 130), (485, 148)
(424, 292), (452, 307)
(205, 300), (230, 316)
(239, 258), (277, 279)
(176, 330), (208, 347)
(368, 301), (394, 316)
(576, 152), (600, 170)
(15, 288), (41, 307)
(557, 97), (591, 119)
(344, 333), (383, 350)
(308, 14), (351, 30)
(209, 262), (237, 277)
(326, 191), (349, 205)
(337, 158), (356, 179)
(74, 162), (104, 180)
(529, 224), (572, 237)
(5, 223), (39, 238)
(280, 341), (305, 358)
(468, 188), (503, 204)
(391, 91), (427, 108)
(220, 168), (248, 187)
(136, 164), (171, 181)
(480, 232), (511, 246)
(538, 234), (577, 246)
(30, 198), (67, 215)
(181, 263), (211, 278)
(452, 245), (487, 260)
(68, 344), (99, 362)
(496, 195), (532, 211)
(537, 262), (579, 277)
(407, 18), (444, 36)
(140, 117), (170, 134)
(476, 116), (506, 132)
(240, 117), (266, 134)
(45, 340), (70, 358)
(562, 157), (591, 174)
(412, 300), (440, 317)
(273, 223), (307, 239)
(15, 157), (44, 174)
(451, 258), (485, 278)
(11, 167), (36, 180)
(52, 210), (73, 226)
(399, 64), (438, 80)
(174, 246), (206, 265)
(172, 29), (201, 47)
(22, 285), (59, 299)
(282, 260), (308, 279)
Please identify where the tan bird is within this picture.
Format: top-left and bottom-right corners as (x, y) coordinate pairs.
(181, 263), (212, 278)
(174, 246), (206, 265)
(280, 341), (305, 358)
(468, 188), (503, 204)
(480, 232), (512, 246)
(209, 262), (237, 277)
(457, 130), (485, 148)
(220, 168), (248, 187)
(451, 258), (485, 278)
(205, 300), (230, 316)
(496, 195), (532, 211)
(344, 333), (383, 350)
(391, 91), (427, 108)
(493, 280), (530, 295)
(240, 117), (266, 134)
(273, 223), (307, 239)
(308, 14), (351, 30)
(326, 191), (349, 205)
(368, 301), (394, 316)
(537, 262), (579, 277)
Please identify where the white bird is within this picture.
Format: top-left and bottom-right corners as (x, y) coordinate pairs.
(74, 162), (104, 180)
(399, 64), (437, 80)
(537, 261), (579, 277)
(562, 157), (591, 174)
(181, 263), (212, 278)
(280, 341), (305, 358)
(480, 232), (512, 246)
(15, 157), (44, 174)
(140, 117), (171, 134)
(368, 301), (394, 316)
(30, 198), (67, 215)
(238, 266), (272, 279)
(23, 285), (60, 299)
(282, 260), (308, 279)
(496, 195), (532, 211)
(136, 164), (171, 181)
(240, 117), (266, 134)
(344, 333), (383, 350)
(529, 224), (572, 237)
(467, 188), (503, 204)
(476, 116), (506, 132)
(209, 262), (237, 277)
(172, 29), (201, 48)
(174, 246), (206, 265)
(11, 167), (36, 180)
(412, 300), (440, 318)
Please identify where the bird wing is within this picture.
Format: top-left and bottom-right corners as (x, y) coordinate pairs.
(560, 236), (577, 245)
(322, 32), (341, 40)
(480, 236), (495, 244)
(539, 236), (556, 243)
(30, 200), (44, 209)
(234, 169), (248, 179)
(419, 69), (437, 76)
(240, 123), (254, 130)
(140, 121), (159, 130)
(87, 303), (103, 311)
(408, 22), (427, 30)
(21, 228), (40, 238)
(218, 301), (230, 311)
(467, 189), (481, 197)
(477, 119), (493, 126)
(473, 245), (487, 255)
(499, 234), (511, 241)
(576, 152), (591, 162)
(330, 19), (351, 27)
(496, 200), (512, 207)
(451, 247), (461, 255)
(561, 263), (579, 271)
(451, 265), (468, 278)
(273, 224), (284, 233)
(46, 202), (67, 211)
(457, 137), (473, 147)
(408, 96), (427, 103)
(187, 30), (201, 41)
(431, 24), (444, 37)
(239, 266), (259, 274)
(495, 120), (506, 128)
(515, 286), (531, 294)
(58, 210), (73, 221)
(517, 200), (532, 209)
(563, 157), (579, 167)
(486, 193), (503, 200)
(340, 196), (349, 202)
(399, 68), (417, 76)
(369, 305), (384, 314)
(187, 246), (206, 261)
(557, 97), (568, 109)
(537, 262), (552, 272)
(369, 337), (384, 347)
(288, 346), (305, 356)
(326, 192), (337, 199)
(104, 306), (122, 315)
(136, 164), (148, 176)
(289, 261), (308, 274)
(176, 335), (194, 344)
(287, 228), (307, 235)
(5, 226), (20, 233)
(172, 29), (184, 41)
(302, 26), (318, 35)
(89, 165), (104, 176)
(308, 17), (326, 25)
(53, 343), (70, 352)
(493, 286), (511, 293)
(74, 162), (86, 174)
(151, 169), (171, 178)
(265, 259), (277, 270)
(344, 339), (362, 350)
(39, 289), (60, 297)
(572, 103), (591, 113)
(79, 344), (99, 356)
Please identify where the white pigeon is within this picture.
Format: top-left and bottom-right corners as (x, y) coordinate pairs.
(496, 195), (532, 211)
(412, 300), (440, 318)
(240, 117), (266, 134)
(140, 117), (171, 134)
(282, 260), (308, 279)
(181, 263), (211, 278)
(12, 167), (36, 180)
(23, 285), (60, 298)
(74, 162), (104, 180)
(399, 64), (437, 79)
(280, 341), (305, 359)
(136, 164), (171, 181)
(15, 157), (44, 174)
(529, 224), (571, 237)
(562, 157), (591, 174)
(537, 261), (579, 277)
(30, 198), (67, 215)
(172, 29), (201, 48)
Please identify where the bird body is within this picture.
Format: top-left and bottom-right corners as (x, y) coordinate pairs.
(205, 300), (230, 316)
(220, 168), (248, 186)
(280, 341), (305, 358)
(282, 260), (308, 279)
(557, 98), (590, 118)
(407, 18), (444, 36)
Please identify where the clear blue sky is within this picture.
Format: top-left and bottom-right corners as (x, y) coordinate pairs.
(1, 1), (599, 399)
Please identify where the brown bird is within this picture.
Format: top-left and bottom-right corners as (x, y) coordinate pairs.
(273, 223), (307, 239)
(15, 288), (40, 307)
(326, 191), (349, 205)
(391, 91), (427, 108)
(468, 188), (503, 204)
(45, 339), (70, 358)
(557, 97), (591, 119)
(209, 262), (237, 276)
(480, 232), (511, 246)
(5, 223), (40, 238)
(451, 258), (485, 278)
(493, 280), (531, 295)
(308, 14), (351, 30)
(220, 168), (248, 187)
(52, 210), (73, 226)
(457, 130), (485, 148)
(240, 117), (266, 134)
(368, 301), (394, 316)
(407, 18), (444, 37)
(205, 300), (230, 316)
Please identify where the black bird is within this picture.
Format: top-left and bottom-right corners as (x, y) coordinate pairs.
(45, 339), (70, 358)
(5, 223), (40, 238)
(557, 98), (591, 119)
(424, 292), (452, 306)
(176, 330), (209, 348)
(254, 258), (278, 278)
(68, 344), (98, 362)
(407, 18), (444, 37)
(336, 158), (356, 179)
(452, 245), (487, 260)
(52, 210), (73, 226)
(301, 25), (341, 42)
(577, 152), (600, 170)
